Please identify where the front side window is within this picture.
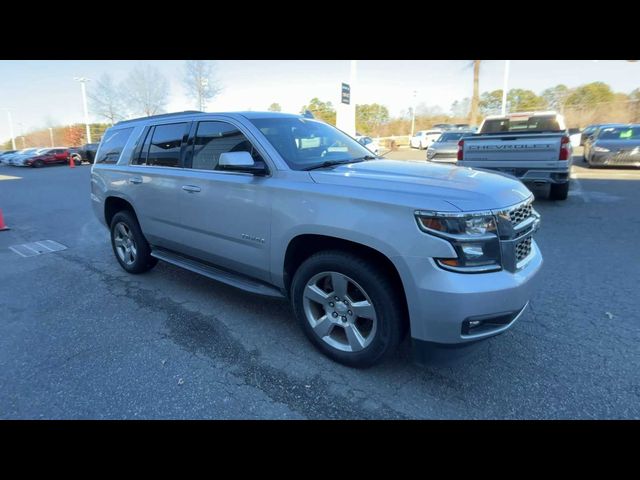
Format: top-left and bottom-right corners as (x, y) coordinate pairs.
(146, 123), (189, 167)
(249, 117), (374, 170)
(95, 127), (134, 164)
(191, 121), (264, 171)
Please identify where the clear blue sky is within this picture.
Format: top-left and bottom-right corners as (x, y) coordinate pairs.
(1, 60), (638, 142)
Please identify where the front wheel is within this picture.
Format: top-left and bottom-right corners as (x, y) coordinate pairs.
(110, 211), (158, 274)
(291, 251), (406, 368)
(550, 182), (569, 200)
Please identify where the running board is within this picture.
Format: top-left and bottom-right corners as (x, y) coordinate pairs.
(151, 248), (285, 298)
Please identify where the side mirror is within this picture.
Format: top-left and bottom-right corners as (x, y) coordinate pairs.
(218, 151), (267, 176)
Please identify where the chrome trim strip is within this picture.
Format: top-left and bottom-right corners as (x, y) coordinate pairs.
(435, 260), (501, 274)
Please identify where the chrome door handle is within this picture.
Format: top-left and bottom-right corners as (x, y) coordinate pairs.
(182, 185), (201, 193)
(128, 176), (143, 184)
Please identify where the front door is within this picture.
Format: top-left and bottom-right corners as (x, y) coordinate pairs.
(171, 119), (272, 283)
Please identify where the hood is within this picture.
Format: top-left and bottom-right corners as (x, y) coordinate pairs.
(595, 139), (640, 151)
(309, 159), (532, 212)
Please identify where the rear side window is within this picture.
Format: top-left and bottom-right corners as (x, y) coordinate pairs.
(190, 121), (263, 171)
(481, 116), (561, 134)
(146, 122), (189, 168)
(95, 128), (134, 164)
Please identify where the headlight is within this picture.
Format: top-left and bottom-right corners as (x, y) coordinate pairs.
(594, 146), (610, 153)
(426, 149), (436, 159)
(415, 211), (501, 272)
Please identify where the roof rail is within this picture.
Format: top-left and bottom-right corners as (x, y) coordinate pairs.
(115, 110), (203, 126)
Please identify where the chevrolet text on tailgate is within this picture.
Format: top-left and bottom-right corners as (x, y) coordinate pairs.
(457, 111), (573, 200)
(91, 111), (543, 367)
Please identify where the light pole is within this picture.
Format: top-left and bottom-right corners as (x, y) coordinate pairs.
(4, 109), (16, 150)
(48, 127), (54, 147)
(17, 122), (25, 148)
(501, 60), (510, 116)
(74, 77), (92, 144)
(410, 90), (417, 138)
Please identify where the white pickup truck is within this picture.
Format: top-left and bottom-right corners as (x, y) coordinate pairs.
(457, 112), (573, 200)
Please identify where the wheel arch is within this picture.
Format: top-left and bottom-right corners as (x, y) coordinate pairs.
(104, 195), (139, 227)
(282, 233), (410, 325)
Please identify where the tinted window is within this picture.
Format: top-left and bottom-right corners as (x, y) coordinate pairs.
(146, 123), (189, 167)
(191, 121), (264, 171)
(438, 132), (465, 142)
(96, 127), (134, 164)
(481, 115), (561, 134)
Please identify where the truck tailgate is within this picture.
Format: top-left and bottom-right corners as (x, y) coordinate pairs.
(463, 134), (562, 162)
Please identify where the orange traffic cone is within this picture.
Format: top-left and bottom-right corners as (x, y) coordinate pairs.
(0, 209), (9, 231)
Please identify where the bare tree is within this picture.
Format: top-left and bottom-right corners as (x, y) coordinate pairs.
(124, 64), (169, 117)
(88, 73), (126, 125)
(183, 60), (221, 111)
(469, 60), (481, 125)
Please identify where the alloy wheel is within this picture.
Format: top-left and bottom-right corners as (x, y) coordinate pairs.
(302, 271), (378, 352)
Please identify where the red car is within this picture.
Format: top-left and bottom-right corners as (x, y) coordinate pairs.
(24, 148), (73, 167)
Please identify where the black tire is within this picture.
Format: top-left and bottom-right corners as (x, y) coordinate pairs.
(549, 182), (569, 201)
(33, 160), (44, 168)
(290, 250), (406, 368)
(110, 210), (158, 274)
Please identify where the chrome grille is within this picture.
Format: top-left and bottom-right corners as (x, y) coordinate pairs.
(507, 202), (533, 227)
(515, 237), (532, 263)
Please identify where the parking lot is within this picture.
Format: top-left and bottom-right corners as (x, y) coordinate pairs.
(1, 154), (639, 419)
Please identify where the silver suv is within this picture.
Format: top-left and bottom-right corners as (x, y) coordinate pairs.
(91, 111), (543, 368)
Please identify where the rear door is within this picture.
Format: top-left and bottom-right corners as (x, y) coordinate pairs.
(121, 122), (193, 250)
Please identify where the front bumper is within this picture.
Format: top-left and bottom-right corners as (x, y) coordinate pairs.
(590, 152), (640, 167)
(400, 239), (542, 345)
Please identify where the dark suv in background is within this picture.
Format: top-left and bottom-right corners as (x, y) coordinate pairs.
(70, 143), (99, 164)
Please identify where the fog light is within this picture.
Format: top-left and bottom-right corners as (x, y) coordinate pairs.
(468, 320), (482, 328)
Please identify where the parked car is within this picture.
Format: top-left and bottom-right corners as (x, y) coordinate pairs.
(22, 148), (71, 167)
(409, 129), (443, 149)
(457, 111), (572, 200)
(355, 135), (380, 155)
(91, 111), (542, 368)
(5, 148), (42, 166)
(582, 123), (626, 161)
(0, 150), (18, 164)
(583, 124), (640, 168)
(11, 148), (54, 166)
(426, 130), (474, 163)
(578, 123), (620, 147)
(69, 143), (99, 164)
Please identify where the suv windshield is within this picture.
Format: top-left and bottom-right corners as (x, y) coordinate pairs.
(481, 115), (562, 134)
(598, 126), (640, 140)
(250, 117), (375, 170)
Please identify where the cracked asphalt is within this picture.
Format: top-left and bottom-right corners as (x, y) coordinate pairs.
(0, 154), (639, 419)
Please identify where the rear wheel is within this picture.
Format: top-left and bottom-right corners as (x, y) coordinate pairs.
(291, 251), (405, 368)
(110, 211), (158, 274)
(550, 182), (569, 201)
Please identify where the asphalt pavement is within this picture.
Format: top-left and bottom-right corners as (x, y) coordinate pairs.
(0, 156), (639, 419)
